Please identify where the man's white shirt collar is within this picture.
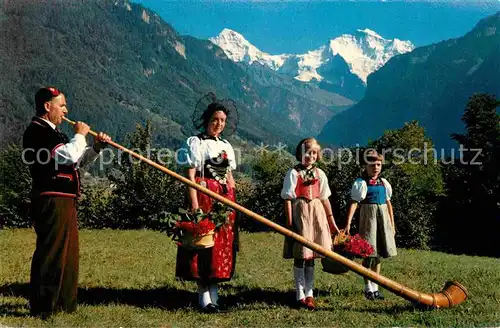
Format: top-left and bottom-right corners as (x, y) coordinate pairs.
(39, 117), (56, 130)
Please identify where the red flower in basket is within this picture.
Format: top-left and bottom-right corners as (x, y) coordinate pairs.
(342, 234), (374, 258)
(195, 218), (216, 236)
(175, 217), (215, 237)
(176, 221), (196, 234)
(322, 231), (374, 275)
(161, 203), (232, 247)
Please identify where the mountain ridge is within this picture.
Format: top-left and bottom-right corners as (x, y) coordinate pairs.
(0, 0), (349, 150)
(210, 27), (414, 100)
(317, 11), (500, 150)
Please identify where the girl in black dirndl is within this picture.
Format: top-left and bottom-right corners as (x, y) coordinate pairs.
(176, 93), (239, 313)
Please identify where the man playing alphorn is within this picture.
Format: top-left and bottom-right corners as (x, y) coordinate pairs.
(22, 86), (111, 318)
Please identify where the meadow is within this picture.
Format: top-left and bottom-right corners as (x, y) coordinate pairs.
(1, 229), (499, 327)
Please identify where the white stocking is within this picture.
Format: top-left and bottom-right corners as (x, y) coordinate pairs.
(209, 283), (219, 306)
(198, 282), (211, 308)
(304, 266), (314, 298)
(294, 266), (305, 301)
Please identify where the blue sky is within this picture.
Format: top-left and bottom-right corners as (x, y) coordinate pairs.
(132, 0), (500, 53)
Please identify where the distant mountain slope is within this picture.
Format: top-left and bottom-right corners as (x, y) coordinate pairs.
(318, 12), (500, 150)
(0, 0), (345, 150)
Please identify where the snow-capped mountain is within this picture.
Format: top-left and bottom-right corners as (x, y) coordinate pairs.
(329, 29), (414, 82)
(209, 28), (288, 71)
(210, 28), (414, 84)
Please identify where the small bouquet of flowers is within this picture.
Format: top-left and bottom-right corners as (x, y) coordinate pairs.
(338, 233), (374, 258)
(160, 202), (233, 249)
(322, 231), (374, 274)
(302, 167), (319, 186)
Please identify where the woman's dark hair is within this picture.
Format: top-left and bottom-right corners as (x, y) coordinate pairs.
(192, 92), (238, 136)
(200, 102), (228, 131)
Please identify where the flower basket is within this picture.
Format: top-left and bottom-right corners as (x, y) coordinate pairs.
(181, 229), (215, 249)
(321, 231), (374, 275)
(155, 202), (233, 249)
(321, 249), (352, 274)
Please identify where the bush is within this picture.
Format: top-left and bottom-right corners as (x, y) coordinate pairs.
(106, 121), (184, 229)
(0, 144), (32, 228)
(238, 150), (294, 231)
(77, 177), (116, 229)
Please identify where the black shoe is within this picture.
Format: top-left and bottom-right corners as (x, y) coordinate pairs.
(215, 302), (227, 311)
(364, 291), (375, 301)
(201, 303), (220, 313)
(31, 310), (52, 320)
(373, 291), (385, 300)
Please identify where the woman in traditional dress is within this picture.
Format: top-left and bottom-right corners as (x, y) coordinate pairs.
(176, 92), (239, 313)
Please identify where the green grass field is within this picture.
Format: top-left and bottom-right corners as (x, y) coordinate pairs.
(1, 229), (499, 327)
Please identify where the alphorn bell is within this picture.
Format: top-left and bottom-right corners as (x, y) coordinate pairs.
(63, 117), (468, 309)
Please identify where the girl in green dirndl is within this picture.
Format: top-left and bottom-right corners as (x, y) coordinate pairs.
(345, 150), (397, 300)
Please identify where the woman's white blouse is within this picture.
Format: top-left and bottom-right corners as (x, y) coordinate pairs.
(350, 178), (392, 202)
(180, 136), (237, 171)
(280, 168), (331, 200)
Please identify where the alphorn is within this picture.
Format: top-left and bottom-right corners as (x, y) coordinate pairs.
(63, 117), (468, 308)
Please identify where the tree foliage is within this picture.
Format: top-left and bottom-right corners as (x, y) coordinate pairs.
(367, 121), (446, 249)
(438, 93), (500, 256)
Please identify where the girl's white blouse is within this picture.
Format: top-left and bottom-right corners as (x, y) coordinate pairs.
(350, 178), (392, 202)
(280, 167), (331, 200)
